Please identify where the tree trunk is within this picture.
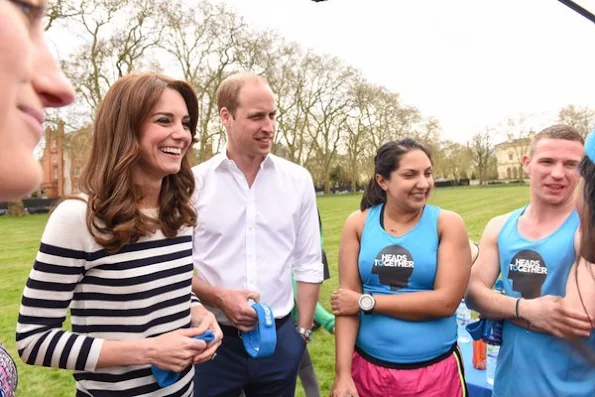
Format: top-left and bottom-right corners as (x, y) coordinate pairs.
(323, 176), (331, 195)
(8, 200), (25, 216)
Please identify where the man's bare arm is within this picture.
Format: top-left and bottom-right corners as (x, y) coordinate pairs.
(295, 281), (320, 331)
(465, 215), (518, 319)
(466, 217), (592, 339)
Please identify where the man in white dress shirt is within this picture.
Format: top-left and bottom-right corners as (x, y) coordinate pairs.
(191, 72), (323, 397)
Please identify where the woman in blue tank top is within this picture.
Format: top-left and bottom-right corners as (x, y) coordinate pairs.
(330, 139), (473, 397)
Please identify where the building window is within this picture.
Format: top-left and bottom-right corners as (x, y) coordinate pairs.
(53, 166), (58, 181)
(513, 167), (518, 179)
(507, 168), (511, 179)
(508, 152), (513, 161)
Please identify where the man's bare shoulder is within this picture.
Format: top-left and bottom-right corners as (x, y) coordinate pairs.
(483, 212), (514, 239)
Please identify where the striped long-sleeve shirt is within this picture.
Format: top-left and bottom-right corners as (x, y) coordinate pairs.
(16, 199), (200, 397)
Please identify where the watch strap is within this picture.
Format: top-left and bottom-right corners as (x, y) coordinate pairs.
(297, 327), (312, 342)
(360, 294), (375, 315)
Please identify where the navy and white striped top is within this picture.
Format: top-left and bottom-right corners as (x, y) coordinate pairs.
(16, 199), (199, 396)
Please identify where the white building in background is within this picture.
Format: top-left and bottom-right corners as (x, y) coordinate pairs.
(494, 134), (534, 180)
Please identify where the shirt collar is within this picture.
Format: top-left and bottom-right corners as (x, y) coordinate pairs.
(213, 147), (276, 171)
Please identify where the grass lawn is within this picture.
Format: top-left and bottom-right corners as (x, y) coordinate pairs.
(0, 185), (530, 396)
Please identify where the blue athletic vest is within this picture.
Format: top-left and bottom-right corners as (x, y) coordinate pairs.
(356, 203), (457, 363)
(494, 206), (595, 397)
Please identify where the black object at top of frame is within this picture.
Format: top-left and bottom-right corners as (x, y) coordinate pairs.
(558, 0), (595, 24)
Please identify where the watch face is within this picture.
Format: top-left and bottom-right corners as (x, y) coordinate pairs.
(360, 294), (374, 311)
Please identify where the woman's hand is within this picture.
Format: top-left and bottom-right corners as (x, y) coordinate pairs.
(330, 374), (359, 397)
(331, 289), (361, 316)
(148, 328), (208, 372)
(190, 305), (223, 364)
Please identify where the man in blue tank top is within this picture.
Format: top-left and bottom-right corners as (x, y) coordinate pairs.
(466, 125), (595, 397)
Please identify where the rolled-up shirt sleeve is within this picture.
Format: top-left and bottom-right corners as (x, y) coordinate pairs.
(292, 172), (323, 283)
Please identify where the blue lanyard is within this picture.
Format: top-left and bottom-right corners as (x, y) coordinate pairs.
(242, 303), (277, 358)
(151, 330), (216, 388)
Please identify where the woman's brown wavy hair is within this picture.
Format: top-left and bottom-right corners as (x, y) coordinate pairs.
(79, 73), (198, 253)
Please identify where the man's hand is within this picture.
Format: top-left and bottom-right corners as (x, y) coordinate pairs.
(217, 289), (260, 332)
(190, 305), (223, 365)
(331, 288), (361, 316)
(521, 295), (592, 339)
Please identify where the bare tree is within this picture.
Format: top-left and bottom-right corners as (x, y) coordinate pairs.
(60, 0), (161, 114)
(306, 56), (355, 193)
(45, 0), (85, 31)
(160, 0), (254, 161)
(558, 104), (595, 139)
(435, 141), (472, 182)
(110, 0), (165, 78)
(412, 117), (441, 146)
(41, 0), (440, 196)
(344, 80), (378, 192)
(365, 90), (420, 152)
(469, 129), (495, 185)
(266, 43), (313, 164)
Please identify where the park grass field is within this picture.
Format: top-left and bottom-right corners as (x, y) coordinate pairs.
(0, 185), (530, 396)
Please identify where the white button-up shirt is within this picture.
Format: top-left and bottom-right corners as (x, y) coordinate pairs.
(192, 151), (323, 324)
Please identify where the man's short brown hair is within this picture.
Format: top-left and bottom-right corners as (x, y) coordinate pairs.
(216, 72), (269, 117)
(529, 124), (584, 155)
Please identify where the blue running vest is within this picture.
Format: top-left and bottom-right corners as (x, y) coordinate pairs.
(494, 206), (595, 397)
(356, 203), (457, 363)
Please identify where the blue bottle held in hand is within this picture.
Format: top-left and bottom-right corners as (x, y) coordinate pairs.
(485, 280), (504, 385)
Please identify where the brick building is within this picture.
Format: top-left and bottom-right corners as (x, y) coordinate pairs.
(40, 124), (91, 198)
(40, 124), (65, 198)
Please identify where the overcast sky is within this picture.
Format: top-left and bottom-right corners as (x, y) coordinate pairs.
(215, 0), (595, 143)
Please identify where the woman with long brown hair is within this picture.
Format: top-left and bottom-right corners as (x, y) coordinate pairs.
(565, 131), (595, 360)
(15, 73), (222, 396)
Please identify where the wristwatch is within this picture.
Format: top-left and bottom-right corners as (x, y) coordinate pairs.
(297, 327), (313, 342)
(358, 294), (376, 315)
